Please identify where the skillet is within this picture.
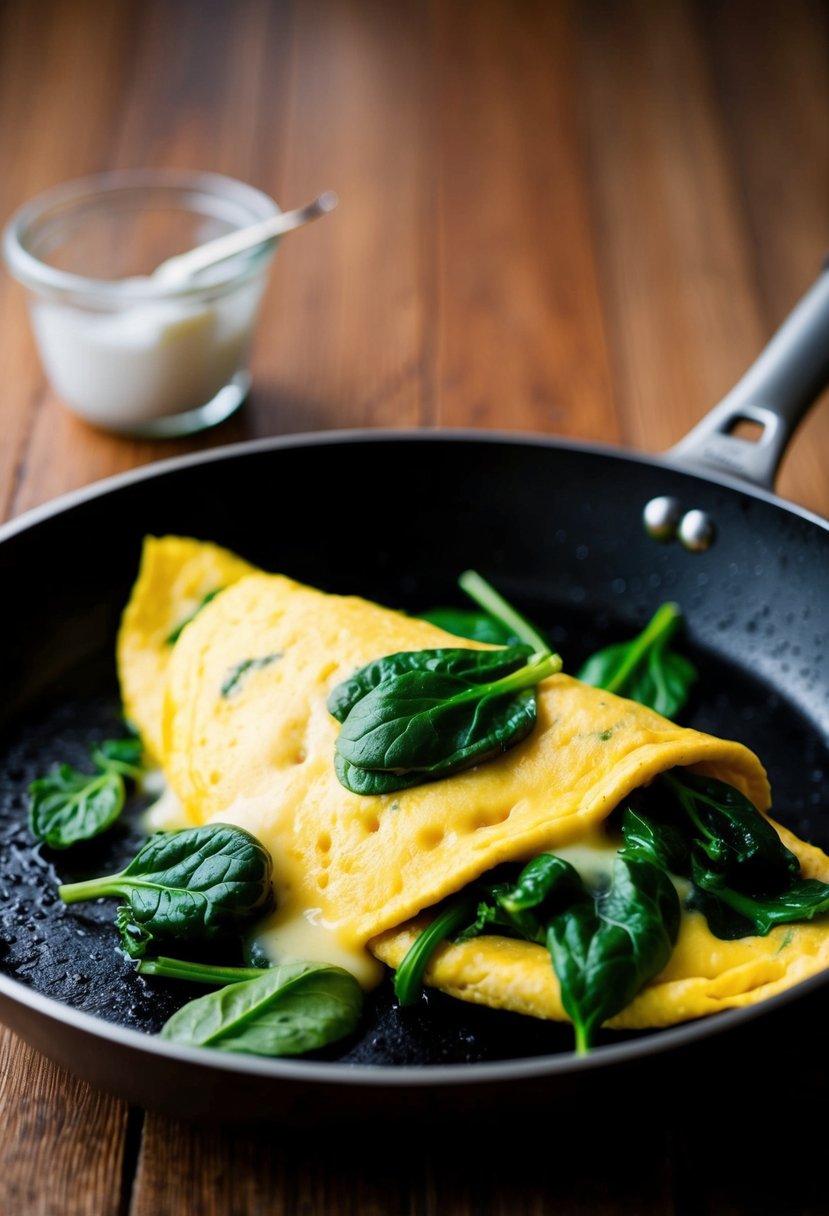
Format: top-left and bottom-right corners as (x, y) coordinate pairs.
(0, 267), (828, 1127)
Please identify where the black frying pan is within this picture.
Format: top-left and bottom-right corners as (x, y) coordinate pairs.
(1, 268), (828, 1128)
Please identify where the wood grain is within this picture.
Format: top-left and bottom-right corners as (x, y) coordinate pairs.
(0, 1028), (128, 1216)
(0, 1), (827, 1213)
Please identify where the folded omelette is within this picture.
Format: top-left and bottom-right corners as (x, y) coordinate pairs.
(117, 535), (829, 1030)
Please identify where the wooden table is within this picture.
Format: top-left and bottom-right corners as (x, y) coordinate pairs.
(1, 1), (827, 1212)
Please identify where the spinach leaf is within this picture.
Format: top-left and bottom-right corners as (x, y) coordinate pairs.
(546, 854), (680, 1054)
(661, 771), (800, 894)
(497, 853), (586, 918)
(655, 770), (829, 938)
(58, 823), (273, 958)
(691, 873), (829, 938)
(472, 847), (679, 1053)
(466, 854), (589, 944)
(165, 587), (222, 645)
(576, 601), (697, 718)
(328, 644), (534, 723)
(333, 650), (560, 793)
(330, 572), (560, 794)
(28, 734), (144, 849)
(618, 804), (689, 875)
(421, 846), (678, 1054)
(220, 653), (281, 698)
(418, 607), (519, 646)
(157, 961), (363, 1057)
(392, 857), (583, 1006)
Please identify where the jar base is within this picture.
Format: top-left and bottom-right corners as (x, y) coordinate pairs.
(88, 371), (251, 439)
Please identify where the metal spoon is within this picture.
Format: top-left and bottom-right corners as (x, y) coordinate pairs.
(150, 189), (338, 285)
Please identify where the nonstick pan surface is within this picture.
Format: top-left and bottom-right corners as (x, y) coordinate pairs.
(2, 266), (829, 1126)
(1, 420), (828, 1126)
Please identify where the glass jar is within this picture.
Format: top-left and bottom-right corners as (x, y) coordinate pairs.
(2, 169), (280, 437)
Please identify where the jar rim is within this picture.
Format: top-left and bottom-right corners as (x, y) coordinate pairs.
(2, 168), (281, 303)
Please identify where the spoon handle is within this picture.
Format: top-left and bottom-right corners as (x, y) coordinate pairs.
(153, 189), (338, 283)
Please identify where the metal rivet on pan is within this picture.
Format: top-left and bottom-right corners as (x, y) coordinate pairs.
(643, 495), (683, 542)
(678, 509), (715, 552)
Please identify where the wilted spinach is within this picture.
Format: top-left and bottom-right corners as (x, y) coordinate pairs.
(576, 601), (697, 718)
(329, 572), (561, 794)
(544, 853), (680, 1054)
(396, 839), (679, 1054)
(165, 587), (222, 645)
(28, 734), (144, 849)
(220, 653), (282, 698)
(58, 823), (273, 958)
(645, 771), (829, 938)
(155, 960), (363, 1057)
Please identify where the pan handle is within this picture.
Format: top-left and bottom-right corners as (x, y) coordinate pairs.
(666, 265), (829, 490)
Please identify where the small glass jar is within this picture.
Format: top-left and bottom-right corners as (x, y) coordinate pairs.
(2, 169), (280, 437)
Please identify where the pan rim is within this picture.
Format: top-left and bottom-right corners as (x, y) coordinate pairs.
(2, 960), (828, 1092)
(2, 425), (827, 545)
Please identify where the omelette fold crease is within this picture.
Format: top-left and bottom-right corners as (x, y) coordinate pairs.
(116, 535), (829, 1032)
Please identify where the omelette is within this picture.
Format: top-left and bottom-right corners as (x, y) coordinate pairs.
(117, 535), (829, 1036)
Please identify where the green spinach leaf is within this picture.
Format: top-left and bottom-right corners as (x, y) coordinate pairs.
(58, 823), (273, 958)
(576, 601), (697, 718)
(220, 653), (282, 698)
(691, 872), (829, 938)
(654, 771), (829, 938)
(546, 853), (680, 1054)
(417, 607), (519, 646)
(330, 571), (560, 794)
(157, 961), (363, 1057)
(328, 644), (534, 723)
(414, 845), (678, 1054)
(453, 854), (588, 946)
(28, 734), (144, 849)
(333, 649), (560, 793)
(661, 771), (800, 894)
(165, 587), (222, 645)
(618, 804), (689, 875)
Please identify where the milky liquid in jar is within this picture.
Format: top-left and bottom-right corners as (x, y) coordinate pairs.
(30, 276), (267, 431)
(3, 170), (281, 437)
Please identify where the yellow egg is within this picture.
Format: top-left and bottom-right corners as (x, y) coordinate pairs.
(116, 534), (256, 761)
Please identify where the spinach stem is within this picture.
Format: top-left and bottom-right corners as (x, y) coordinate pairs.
(137, 957), (268, 985)
(58, 877), (125, 903)
(602, 602), (680, 695)
(449, 650), (562, 705)
(458, 570), (551, 654)
(394, 896), (479, 1005)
